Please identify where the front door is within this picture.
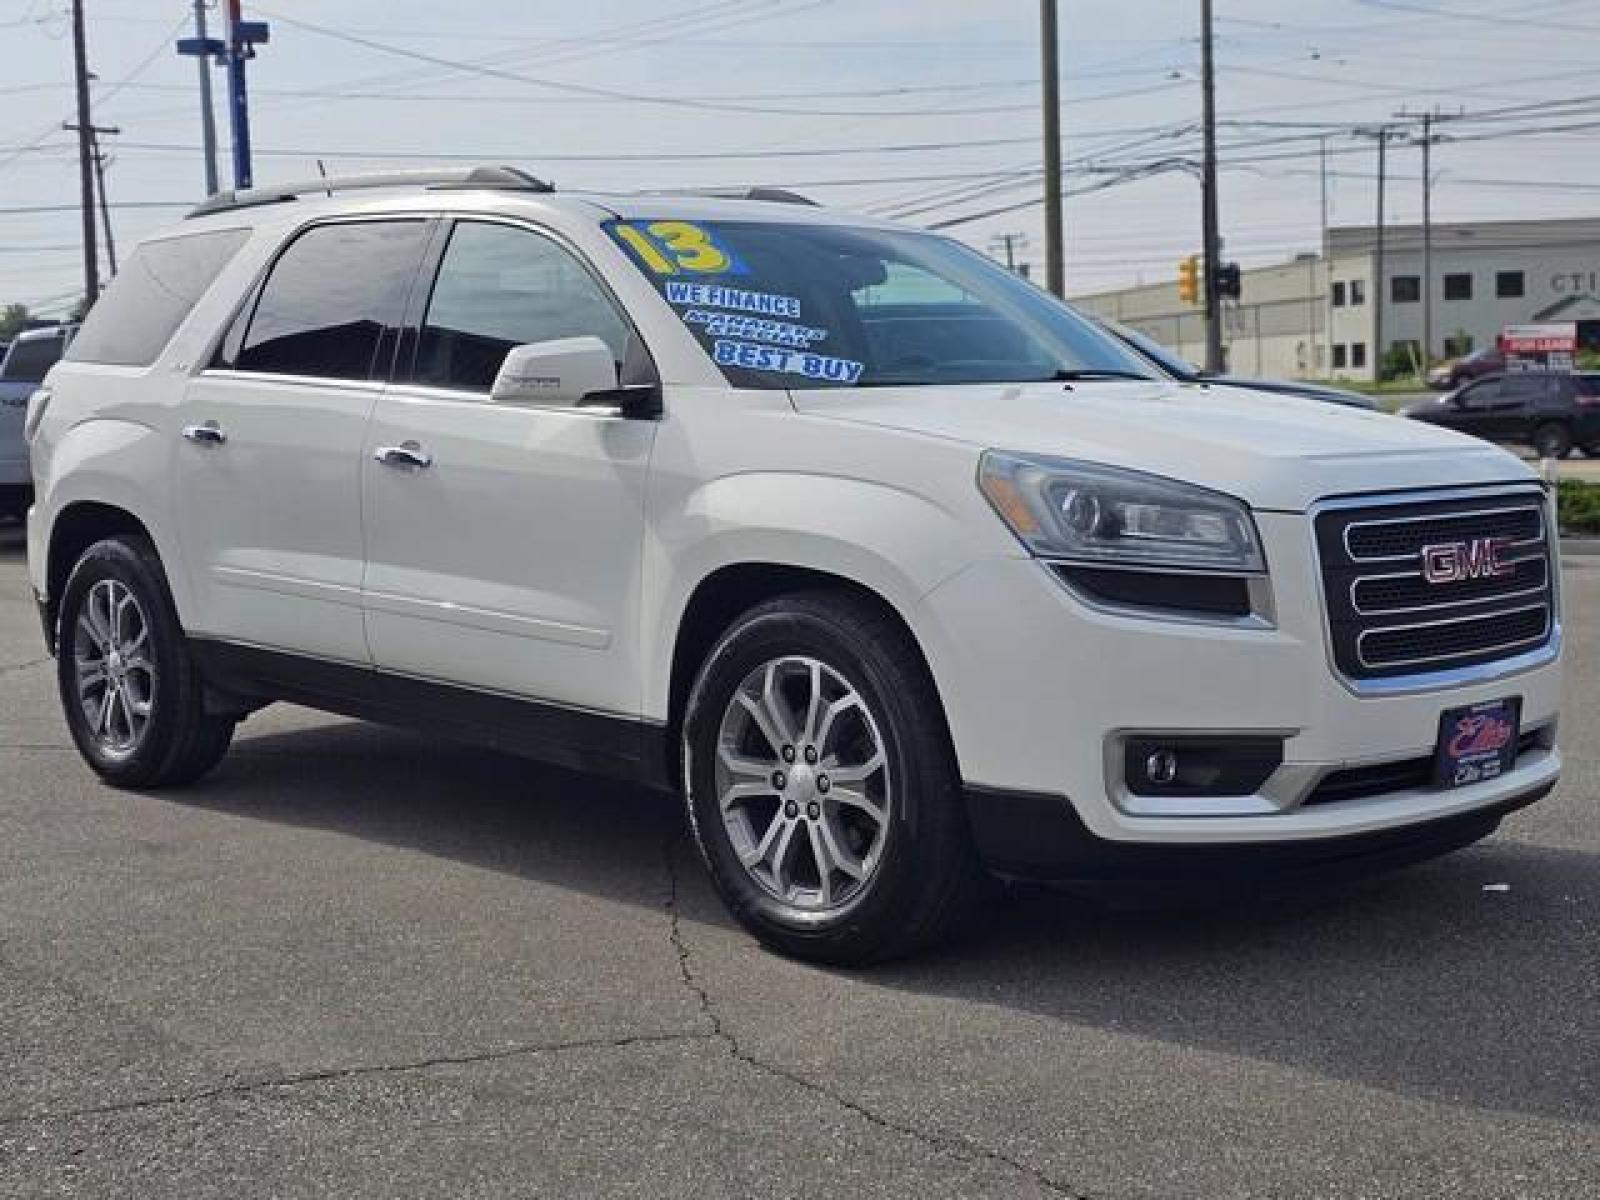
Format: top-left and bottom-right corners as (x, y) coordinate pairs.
(1441, 378), (1509, 441)
(361, 219), (657, 719)
(175, 218), (433, 663)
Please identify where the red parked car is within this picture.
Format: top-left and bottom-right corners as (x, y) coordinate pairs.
(1427, 347), (1505, 390)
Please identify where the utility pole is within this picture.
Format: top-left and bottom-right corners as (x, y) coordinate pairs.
(1374, 126), (1388, 378)
(990, 232), (1030, 275)
(1421, 110), (1434, 368)
(1396, 105), (1450, 367)
(69, 0), (99, 306)
(193, 0), (219, 195)
(1040, 0), (1064, 297)
(1319, 135), (1330, 374)
(90, 127), (117, 275)
(1200, 0), (1223, 372)
(67, 121), (122, 276)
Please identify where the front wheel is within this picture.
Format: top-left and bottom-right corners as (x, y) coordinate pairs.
(56, 536), (235, 788)
(1532, 422), (1573, 460)
(682, 591), (985, 965)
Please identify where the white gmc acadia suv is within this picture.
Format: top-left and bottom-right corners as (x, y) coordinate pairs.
(24, 168), (1563, 964)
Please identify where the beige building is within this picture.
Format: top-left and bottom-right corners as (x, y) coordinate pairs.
(1071, 216), (1600, 382)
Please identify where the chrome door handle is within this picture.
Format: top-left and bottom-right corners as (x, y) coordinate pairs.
(181, 421), (227, 445)
(373, 442), (433, 469)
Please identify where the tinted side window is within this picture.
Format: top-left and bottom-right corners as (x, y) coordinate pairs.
(1460, 381), (1501, 409)
(1501, 375), (1552, 403)
(0, 332), (67, 382)
(237, 220), (429, 381)
(67, 228), (250, 367)
(415, 222), (630, 392)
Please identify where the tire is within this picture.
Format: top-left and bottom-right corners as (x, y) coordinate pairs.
(682, 590), (985, 965)
(55, 535), (235, 788)
(1532, 423), (1573, 460)
(1582, 442), (1600, 459)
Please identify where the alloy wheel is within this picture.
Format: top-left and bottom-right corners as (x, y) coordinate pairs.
(72, 578), (155, 760)
(714, 655), (892, 911)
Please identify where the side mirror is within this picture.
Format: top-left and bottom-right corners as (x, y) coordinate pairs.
(490, 336), (620, 409)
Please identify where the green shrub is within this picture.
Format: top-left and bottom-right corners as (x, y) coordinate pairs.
(1558, 479), (1600, 535)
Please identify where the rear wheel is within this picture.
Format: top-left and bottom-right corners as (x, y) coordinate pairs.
(56, 536), (235, 788)
(682, 591), (985, 965)
(1532, 422), (1573, 460)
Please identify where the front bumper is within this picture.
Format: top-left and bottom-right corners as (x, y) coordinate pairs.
(963, 778), (1553, 884)
(916, 506), (1563, 865)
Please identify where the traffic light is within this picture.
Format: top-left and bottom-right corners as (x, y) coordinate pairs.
(1177, 255), (1201, 306)
(1214, 262), (1242, 300)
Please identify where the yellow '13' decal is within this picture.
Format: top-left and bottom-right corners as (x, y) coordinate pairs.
(614, 221), (731, 274)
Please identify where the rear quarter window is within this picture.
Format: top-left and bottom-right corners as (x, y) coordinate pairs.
(66, 227), (251, 367)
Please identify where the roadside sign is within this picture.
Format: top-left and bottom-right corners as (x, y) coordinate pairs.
(1500, 322), (1576, 372)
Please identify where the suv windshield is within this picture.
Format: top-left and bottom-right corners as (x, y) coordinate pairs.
(606, 218), (1153, 389)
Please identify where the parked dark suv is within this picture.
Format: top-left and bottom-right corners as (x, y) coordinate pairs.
(1401, 372), (1600, 458)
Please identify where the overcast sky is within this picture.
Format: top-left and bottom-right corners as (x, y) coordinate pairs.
(3, 0), (1598, 315)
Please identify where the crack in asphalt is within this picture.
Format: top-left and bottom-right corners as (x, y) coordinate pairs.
(0, 656), (48, 679)
(660, 834), (1093, 1200)
(0, 1029), (717, 1129)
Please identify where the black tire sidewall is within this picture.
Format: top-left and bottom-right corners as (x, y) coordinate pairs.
(56, 538), (191, 784)
(684, 600), (961, 959)
(1533, 423), (1572, 459)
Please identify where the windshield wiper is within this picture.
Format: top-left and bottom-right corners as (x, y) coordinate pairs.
(1044, 369), (1154, 382)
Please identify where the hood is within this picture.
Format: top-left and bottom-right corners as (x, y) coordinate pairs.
(1210, 376), (1376, 409)
(792, 380), (1534, 512)
(1400, 395), (1454, 418)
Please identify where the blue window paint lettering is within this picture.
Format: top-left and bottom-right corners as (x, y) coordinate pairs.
(682, 309), (827, 348)
(664, 281), (803, 318)
(712, 339), (864, 385)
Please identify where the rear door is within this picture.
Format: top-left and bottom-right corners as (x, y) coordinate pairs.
(174, 217), (433, 663)
(360, 217), (657, 719)
(1496, 373), (1558, 443)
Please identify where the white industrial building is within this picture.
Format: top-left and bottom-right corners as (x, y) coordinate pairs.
(1070, 216), (1600, 382)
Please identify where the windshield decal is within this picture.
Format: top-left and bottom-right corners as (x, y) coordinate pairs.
(613, 221), (746, 276)
(712, 338), (864, 385)
(682, 309), (829, 349)
(663, 280), (801, 318)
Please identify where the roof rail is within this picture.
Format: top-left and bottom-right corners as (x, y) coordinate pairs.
(642, 186), (819, 207)
(186, 165), (554, 219)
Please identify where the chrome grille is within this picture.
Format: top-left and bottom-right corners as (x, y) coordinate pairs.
(1314, 490), (1555, 680)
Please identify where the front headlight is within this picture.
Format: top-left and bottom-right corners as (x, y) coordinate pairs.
(978, 451), (1266, 573)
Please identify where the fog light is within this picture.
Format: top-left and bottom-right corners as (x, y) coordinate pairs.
(1123, 736), (1284, 797)
(1145, 749), (1179, 785)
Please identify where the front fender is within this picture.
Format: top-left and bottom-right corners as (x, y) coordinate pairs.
(643, 469), (1017, 722)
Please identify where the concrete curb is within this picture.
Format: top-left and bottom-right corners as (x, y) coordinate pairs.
(1560, 537), (1600, 556)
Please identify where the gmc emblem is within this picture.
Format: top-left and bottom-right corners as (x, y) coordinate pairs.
(1421, 538), (1513, 585)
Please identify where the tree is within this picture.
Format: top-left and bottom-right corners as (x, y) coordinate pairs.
(0, 303), (32, 340)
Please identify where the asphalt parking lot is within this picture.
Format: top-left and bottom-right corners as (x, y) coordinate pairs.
(0, 517), (1595, 1199)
